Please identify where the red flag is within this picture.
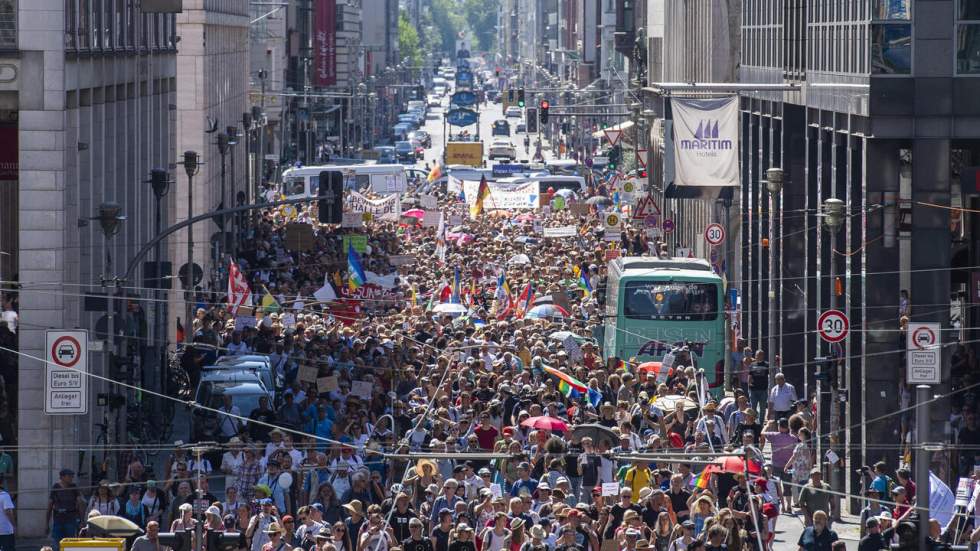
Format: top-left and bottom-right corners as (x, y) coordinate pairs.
(514, 282), (535, 319)
(227, 261), (252, 315)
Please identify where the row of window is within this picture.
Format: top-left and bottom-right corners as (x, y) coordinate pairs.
(64, 0), (177, 52)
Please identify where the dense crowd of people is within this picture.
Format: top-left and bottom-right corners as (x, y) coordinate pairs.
(33, 167), (948, 551)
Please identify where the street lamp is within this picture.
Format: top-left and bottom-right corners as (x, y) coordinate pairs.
(226, 126), (240, 253)
(761, 167), (784, 389)
(146, 169), (171, 401)
(181, 150), (200, 344)
(92, 202), (125, 463)
(216, 133), (229, 270)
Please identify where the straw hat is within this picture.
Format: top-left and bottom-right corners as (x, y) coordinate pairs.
(342, 500), (364, 516)
(415, 459), (438, 477)
(263, 522), (284, 535)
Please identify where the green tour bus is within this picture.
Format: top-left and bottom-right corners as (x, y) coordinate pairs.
(602, 256), (726, 387)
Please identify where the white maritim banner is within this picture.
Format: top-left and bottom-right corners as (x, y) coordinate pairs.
(671, 96), (739, 187)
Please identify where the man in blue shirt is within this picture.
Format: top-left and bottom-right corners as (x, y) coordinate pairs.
(510, 462), (539, 497)
(429, 480), (462, 526)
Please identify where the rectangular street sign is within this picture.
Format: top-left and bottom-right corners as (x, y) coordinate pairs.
(906, 322), (941, 384)
(45, 330), (89, 415)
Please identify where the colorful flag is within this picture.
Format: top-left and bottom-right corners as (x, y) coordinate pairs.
(544, 366), (602, 407)
(578, 270), (593, 297)
(347, 244), (367, 291)
(427, 162), (443, 183)
(259, 285), (280, 313)
(469, 176), (491, 219)
(514, 281), (535, 319)
(227, 261), (252, 315)
(691, 466), (715, 489)
(434, 211), (447, 262)
(451, 268), (462, 304)
(410, 286), (419, 306)
(495, 272), (512, 303)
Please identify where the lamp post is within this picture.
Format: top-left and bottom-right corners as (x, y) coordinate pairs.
(821, 196), (845, 495)
(242, 112), (252, 204)
(181, 151), (200, 344)
(216, 133), (229, 273)
(146, 169), (170, 394)
(92, 202), (125, 470)
(225, 126), (239, 255)
(762, 167), (784, 388)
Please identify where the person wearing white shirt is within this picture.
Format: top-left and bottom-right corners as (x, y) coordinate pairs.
(221, 440), (245, 489)
(217, 396), (243, 440)
(768, 372), (798, 420)
(695, 406), (729, 444)
(0, 484), (15, 551)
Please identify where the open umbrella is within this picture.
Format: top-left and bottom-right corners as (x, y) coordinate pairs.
(516, 213), (536, 222)
(432, 303), (468, 315)
(403, 209), (425, 219)
(520, 415), (569, 432)
(637, 361), (674, 379)
(652, 395), (699, 412)
(515, 236), (538, 244)
(714, 455), (764, 475)
(450, 225), (466, 233)
(86, 515), (144, 537)
(508, 253), (531, 265)
(527, 304), (570, 319)
(569, 423), (619, 448)
(586, 196), (611, 206)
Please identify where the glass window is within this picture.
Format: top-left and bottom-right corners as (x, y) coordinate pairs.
(623, 281), (719, 321)
(871, 24), (912, 74)
(957, 24), (980, 73)
(961, 0), (980, 20)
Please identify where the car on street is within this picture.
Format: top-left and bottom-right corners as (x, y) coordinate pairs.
(395, 140), (417, 162)
(516, 123), (526, 133)
(505, 106), (522, 118)
(374, 146), (397, 164)
(410, 130), (432, 148)
(489, 139), (517, 161)
(191, 368), (273, 441)
(492, 120), (511, 137)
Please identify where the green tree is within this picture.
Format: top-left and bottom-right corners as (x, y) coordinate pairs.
(398, 13), (423, 67)
(462, 0), (498, 52)
(429, 0), (466, 54)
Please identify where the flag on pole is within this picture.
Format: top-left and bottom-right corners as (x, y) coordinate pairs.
(434, 211), (447, 262)
(347, 244), (367, 291)
(259, 285), (280, 313)
(543, 366), (602, 407)
(930, 471), (956, 528)
(469, 176), (491, 219)
(427, 162), (443, 183)
(514, 281), (535, 319)
(451, 267), (462, 304)
(313, 273), (338, 303)
(227, 261), (252, 315)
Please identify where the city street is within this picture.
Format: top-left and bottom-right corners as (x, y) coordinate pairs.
(0, 2), (965, 551)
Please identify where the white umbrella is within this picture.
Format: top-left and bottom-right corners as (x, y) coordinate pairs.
(508, 253), (531, 265)
(432, 303), (468, 314)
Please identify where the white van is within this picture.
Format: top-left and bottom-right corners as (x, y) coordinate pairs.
(496, 174), (587, 195)
(280, 164), (409, 199)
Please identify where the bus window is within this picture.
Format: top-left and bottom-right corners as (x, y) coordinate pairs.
(623, 281), (718, 320)
(284, 176), (307, 197)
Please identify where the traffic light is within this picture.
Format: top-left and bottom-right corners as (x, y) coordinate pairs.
(539, 100), (550, 123)
(814, 357), (838, 388)
(318, 170), (344, 224)
(526, 109), (538, 133)
(608, 145), (622, 166)
(517, 89), (525, 107)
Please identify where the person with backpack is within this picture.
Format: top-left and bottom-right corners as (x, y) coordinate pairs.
(869, 462), (896, 504)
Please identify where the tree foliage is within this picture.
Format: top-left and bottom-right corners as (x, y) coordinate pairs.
(398, 12), (423, 66)
(462, 0), (498, 52)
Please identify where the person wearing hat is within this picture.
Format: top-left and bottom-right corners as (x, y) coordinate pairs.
(730, 407), (762, 446)
(858, 516), (885, 551)
(387, 492), (416, 544)
(48, 468), (83, 546)
(695, 401), (729, 443)
(798, 468), (834, 528)
(357, 507), (395, 551)
(509, 462), (539, 498)
(87, 480), (120, 517)
(858, 485), (890, 539)
(260, 522), (288, 551)
(246, 499), (278, 551)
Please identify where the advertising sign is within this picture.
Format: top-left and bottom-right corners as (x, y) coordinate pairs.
(445, 142), (484, 167)
(671, 97), (739, 187)
(313, 0), (337, 87)
(446, 108), (479, 127)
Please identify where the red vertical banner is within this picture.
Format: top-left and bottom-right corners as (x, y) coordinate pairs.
(314, 0), (337, 87)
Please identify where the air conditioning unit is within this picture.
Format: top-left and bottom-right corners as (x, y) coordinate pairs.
(141, 0), (182, 13)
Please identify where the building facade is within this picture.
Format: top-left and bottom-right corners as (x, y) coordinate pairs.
(12, 0), (177, 536)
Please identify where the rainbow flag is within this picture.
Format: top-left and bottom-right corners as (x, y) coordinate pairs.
(691, 465), (717, 489)
(544, 366), (602, 407)
(347, 244), (367, 291)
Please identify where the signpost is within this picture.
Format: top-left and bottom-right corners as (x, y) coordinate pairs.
(704, 223), (726, 246)
(907, 322), (941, 384)
(45, 330), (88, 415)
(632, 195), (660, 220)
(603, 129), (623, 146)
(662, 219), (675, 233)
(817, 309), (849, 343)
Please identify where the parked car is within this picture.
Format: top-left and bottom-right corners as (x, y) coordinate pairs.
(410, 130), (432, 148)
(505, 106), (522, 118)
(516, 123), (527, 134)
(374, 146), (397, 164)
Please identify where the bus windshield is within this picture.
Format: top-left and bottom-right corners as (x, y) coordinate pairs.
(623, 281), (718, 320)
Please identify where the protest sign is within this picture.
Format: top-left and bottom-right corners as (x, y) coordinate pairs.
(298, 365), (318, 383)
(317, 376), (339, 394)
(351, 380), (373, 400)
(345, 191), (402, 220)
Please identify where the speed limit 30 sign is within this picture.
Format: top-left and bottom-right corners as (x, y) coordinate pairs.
(704, 223), (726, 246)
(818, 309), (849, 343)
